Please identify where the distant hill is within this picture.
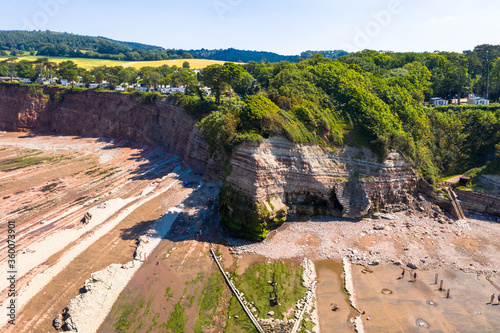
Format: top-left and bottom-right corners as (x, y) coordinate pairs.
(300, 50), (350, 59)
(0, 30), (349, 63)
(188, 48), (299, 63)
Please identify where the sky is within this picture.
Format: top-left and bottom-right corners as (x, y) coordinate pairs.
(1, 0), (500, 55)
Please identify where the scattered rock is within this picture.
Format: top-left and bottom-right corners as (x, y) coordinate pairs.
(53, 314), (63, 330)
(407, 262), (418, 270)
(268, 310), (275, 316)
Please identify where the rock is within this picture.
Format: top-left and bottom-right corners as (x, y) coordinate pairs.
(407, 262), (418, 270)
(369, 260), (380, 266)
(373, 225), (385, 230)
(81, 212), (92, 224)
(381, 214), (397, 220)
(268, 311), (275, 316)
(394, 260), (402, 266)
(53, 314), (63, 330)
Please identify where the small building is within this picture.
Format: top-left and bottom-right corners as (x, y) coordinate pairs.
(89, 83), (99, 89)
(23, 78), (32, 83)
(467, 95), (489, 105)
(135, 86), (148, 91)
(458, 176), (471, 187)
(60, 79), (70, 86)
(431, 97), (448, 106)
(115, 86), (125, 92)
(157, 87), (170, 94)
(170, 87), (186, 93)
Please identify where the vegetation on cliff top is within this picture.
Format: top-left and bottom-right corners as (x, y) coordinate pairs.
(195, 54), (500, 184)
(193, 50), (500, 241)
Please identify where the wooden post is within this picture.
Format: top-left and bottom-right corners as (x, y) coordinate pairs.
(447, 289), (450, 298)
(435, 273), (438, 285)
(439, 280), (444, 291)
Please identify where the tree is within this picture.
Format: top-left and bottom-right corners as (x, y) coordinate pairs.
(1, 57), (18, 80)
(197, 110), (238, 155)
(234, 71), (255, 97)
(200, 64), (225, 104)
(221, 62), (244, 98)
(182, 61), (190, 69)
(57, 60), (78, 80)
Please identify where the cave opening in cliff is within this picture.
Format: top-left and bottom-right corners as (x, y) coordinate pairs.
(329, 190), (343, 211)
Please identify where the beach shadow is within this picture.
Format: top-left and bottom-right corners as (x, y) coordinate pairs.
(119, 219), (157, 241)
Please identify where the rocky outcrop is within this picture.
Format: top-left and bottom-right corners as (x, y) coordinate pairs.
(64, 264), (133, 332)
(0, 85), (211, 170)
(456, 190), (500, 216)
(221, 137), (420, 240)
(335, 180), (371, 218)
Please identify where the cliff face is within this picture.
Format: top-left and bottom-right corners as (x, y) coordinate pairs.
(0, 85), (424, 241)
(221, 137), (420, 239)
(0, 85), (210, 169)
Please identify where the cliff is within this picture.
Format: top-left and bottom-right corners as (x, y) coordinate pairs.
(0, 84), (210, 169)
(0, 84), (464, 241)
(221, 137), (420, 240)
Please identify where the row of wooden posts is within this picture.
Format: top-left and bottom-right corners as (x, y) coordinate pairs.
(435, 273), (451, 298)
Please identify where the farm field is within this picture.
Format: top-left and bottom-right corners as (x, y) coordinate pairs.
(0, 56), (231, 70)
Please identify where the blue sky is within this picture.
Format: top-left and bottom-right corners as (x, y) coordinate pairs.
(2, 0), (500, 55)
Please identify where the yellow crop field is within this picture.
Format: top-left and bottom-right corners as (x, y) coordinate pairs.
(0, 56), (233, 70)
(122, 59), (230, 69)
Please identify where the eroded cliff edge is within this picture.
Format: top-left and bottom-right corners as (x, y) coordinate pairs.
(0, 84), (210, 170)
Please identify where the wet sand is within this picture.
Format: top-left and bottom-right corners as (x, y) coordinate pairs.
(352, 264), (500, 332)
(315, 260), (355, 332)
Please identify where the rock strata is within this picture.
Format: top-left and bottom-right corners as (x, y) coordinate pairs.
(222, 137), (419, 239)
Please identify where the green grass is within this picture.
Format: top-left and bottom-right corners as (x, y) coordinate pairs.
(438, 174), (462, 183)
(165, 286), (173, 301)
(186, 272), (204, 285)
(144, 297), (153, 316)
(163, 301), (185, 333)
(300, 313), (314, 332)
(0, 152), (67, 172)
(186, 295), (195, 308)
(236, 262), (305, 320)
(146, 314), (159, 333)
(194, 273), (225, 333)
(224, 295), (258, 333)
(225, 262), (306, 333)
(113, 300), (143, 333)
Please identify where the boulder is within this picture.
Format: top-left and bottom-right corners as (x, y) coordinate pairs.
(407, 262), (418, 270)
(53, 314), (63, 330)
